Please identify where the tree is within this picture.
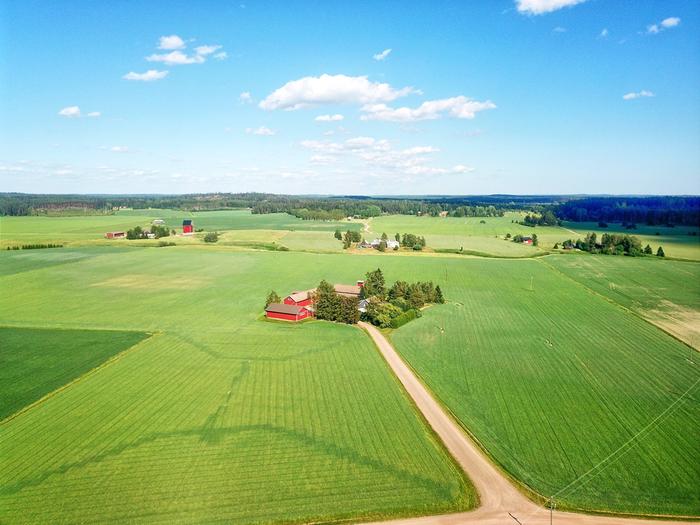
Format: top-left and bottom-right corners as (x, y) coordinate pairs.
(532, 233), (539, 247)
(435, 285), (445, 304)
(644, 244), (653, 255)
(204, 232), (219, 243)
(395, 233), (400, 242)
(657, 246), (665, 257)
(505, 233), (511, 239)
(334, 229), (342, 240)
(265, 291), (281, 308)
(378, 240), (387, 252)
(553, 243), (559, 249)
(381, 232), (388, 241)
(314, 280), (342, 321)
(364, 268), (386, 298)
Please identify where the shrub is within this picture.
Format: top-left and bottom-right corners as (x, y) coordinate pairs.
(203, 232), (219, 243)
(413, 244), (423, 251)
(390, 309), (419, 329)
(157, 241), (176, 247)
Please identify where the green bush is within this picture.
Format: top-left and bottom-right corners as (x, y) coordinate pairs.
(203, 232), (219, 243)
(390, 309), (419, 329)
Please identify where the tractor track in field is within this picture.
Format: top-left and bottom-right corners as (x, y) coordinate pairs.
(358, 321), (698, 525)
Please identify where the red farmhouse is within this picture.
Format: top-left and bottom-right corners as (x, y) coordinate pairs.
(183, 219), (194, 234)
(265, 303), (313, 322)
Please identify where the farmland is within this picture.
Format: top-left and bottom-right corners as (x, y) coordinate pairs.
(1, 212), (699, 520)
(0, 247), (472, 524)
(0, 326), (148, 420)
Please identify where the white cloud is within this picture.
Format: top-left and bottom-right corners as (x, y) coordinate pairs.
(315, 114), (344, 122)
(110, 146), (129, 153)
(310, 154), (337, 164)
(239, 91), (253, 104)
(123, 69), (169, 81)
(158, 35), (186, 50)
(259, 74), (416, 111)
(373, 48), (392, 61)
(623, 90), (654, 100)
(213, 51), (228, 60)
(246, 126), (276, 136)
(58, 106), (81, 118)
(361, 96), (496, 122)
(647, 16), (680, 34)
(553, 26), (567, 33)
(599, 28), (609, 38)
(452, 164), (475, 174)
(516, 0), (587, 15)
(87, 111), (101, 118)
(146, 50), (205, 65)
(195, 45), (222, 56)
(661, 17), (680, 28)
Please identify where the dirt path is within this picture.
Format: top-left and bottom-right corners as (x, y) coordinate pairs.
(358, 322), (697, 525)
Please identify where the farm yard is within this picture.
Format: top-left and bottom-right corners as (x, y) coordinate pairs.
(0, 234), (698, 521)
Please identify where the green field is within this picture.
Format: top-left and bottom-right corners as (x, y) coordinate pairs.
(547, 255), (700, 348)
(1, 212), (699, 520)
(0, 248), (472, 524)
(0, 326), (148, 420)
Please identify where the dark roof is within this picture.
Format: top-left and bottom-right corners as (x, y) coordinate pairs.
(183, 219), (193, 225)
(265, 303), (305, 315)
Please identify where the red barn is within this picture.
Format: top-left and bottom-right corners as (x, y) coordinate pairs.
(104, 231), (126, 239)
(284, 290), (314, 307)
(183, 219), (194, 234)
(265, 303), (313, 322)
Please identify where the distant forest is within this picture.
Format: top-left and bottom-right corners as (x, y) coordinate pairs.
(1, 193), (698, 226)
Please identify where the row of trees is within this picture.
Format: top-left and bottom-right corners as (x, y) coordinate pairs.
(6, 243), (63, 250)
(314, 280), (360, 324)
(555, 196), (700, 226)
(507, 233), (539, 246)
(556, 232), (665, 257)
(519, 209), (560, 226)
(126, 225), (172, 240)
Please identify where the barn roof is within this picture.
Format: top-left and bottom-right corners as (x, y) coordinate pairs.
(287, 289), (315, 303)
(265, 303), (305, 315)
(183, 219), (193, 225)
(334, 284), (361, 296)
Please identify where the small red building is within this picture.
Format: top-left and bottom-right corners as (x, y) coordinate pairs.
(522, 237), (533, 245)
(284, 290), (314, 307)
(104, 231), (126, 239)
(265, 303), (313, 322)
(183, 219), (194, 234)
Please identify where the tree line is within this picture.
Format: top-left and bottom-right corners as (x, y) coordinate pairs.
(556, 232), (665, 257)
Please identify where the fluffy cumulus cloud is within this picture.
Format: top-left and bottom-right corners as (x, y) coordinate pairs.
(623, 90), (654, 100)
(259, 74), (416, 111)
(300, 136), (471, 178)
(361, 96), (496, 122)
(647, 17), (681, 34)
(58, 106), (81, 118)
(146, 50), (205, 65)
(123, 69), (169, 81)
(239, 91), (253, 104)
(315, 114), (344, 122)
(516, 0), (587, 15)
(373, 48), (392, 61)
(213, 51), (228, 60)
(158, 35), (186, 50)
(246, 126), (276, 136)
(195, 45), (222, 56)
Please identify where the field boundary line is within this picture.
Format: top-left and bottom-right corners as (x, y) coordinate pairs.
(538, 257), (699, 352)
(0, 331), (158, 426)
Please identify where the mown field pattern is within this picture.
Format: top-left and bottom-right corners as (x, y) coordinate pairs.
(0, 248), (472, 524)
(547, 255), (700, 348)
(389, 256), (700, 515)
(0, 326), (147, 420)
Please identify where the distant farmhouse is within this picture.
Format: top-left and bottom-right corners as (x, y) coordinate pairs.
(359, 239), (400, 250)
(182, 219), (194, 234)
(266, 281), (364, 322)
(104, 231), (126, 239)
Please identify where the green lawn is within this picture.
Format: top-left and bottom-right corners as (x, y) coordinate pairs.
(0, 326), (148, 420)
(0, 247), (472, 524)
(546, 254), (700, 348)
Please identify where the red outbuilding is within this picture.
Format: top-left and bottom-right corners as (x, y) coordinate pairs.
(104, 231), (126, 239)
(265, 303), (313, 322)
(284, 290), (314, 307)
(183, 219), (194, 234)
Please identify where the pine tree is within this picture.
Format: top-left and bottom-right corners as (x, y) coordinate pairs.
(644, 244), (653, 255)
(435, 285), (445, 304)
(656, 246), (665, 257)
(265, 290), (281, 308)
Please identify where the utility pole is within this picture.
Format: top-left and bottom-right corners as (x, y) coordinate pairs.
(549, 497), (556, 525)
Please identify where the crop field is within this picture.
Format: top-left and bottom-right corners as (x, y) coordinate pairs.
(0, 210), (359, 247)
(1, 222), (698, 519)
(0, 247), (472, 524)
(0, 326), (147, 420)
(388, 256), (700, 515)
(547, 255), (700, 348)
(367, 213), (563, 256)
(561, 222), (700, 261)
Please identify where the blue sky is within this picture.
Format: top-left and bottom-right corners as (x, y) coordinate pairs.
(1, 0), (698, 195)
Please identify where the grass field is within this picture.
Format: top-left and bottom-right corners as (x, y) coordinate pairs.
(1, 235), (698, 518)
(0, 247), (472, 524)
(387, 256), (699, 515)
(0, 210), (360, 247)
(0, 326), (148, 420)
(547, 255), (700, 348)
